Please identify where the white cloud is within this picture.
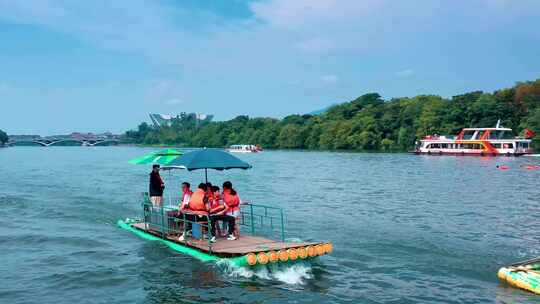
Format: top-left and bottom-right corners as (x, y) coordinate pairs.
(250, 0), (336, 30)
(250, 0), (382, 31)
(394, 69), (415, 78)
(320, 74), (339, 83)
(165, 98), (183, 105)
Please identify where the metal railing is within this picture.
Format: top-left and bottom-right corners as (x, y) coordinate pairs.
(240, 202), (285, 242)
(141, 193), (214, 252)
(139, 193), (286, 250)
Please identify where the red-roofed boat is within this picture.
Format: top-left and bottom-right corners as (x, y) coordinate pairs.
(412, 121), (533, 156)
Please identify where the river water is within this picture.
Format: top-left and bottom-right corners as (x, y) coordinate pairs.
(1, 147), (539, 304)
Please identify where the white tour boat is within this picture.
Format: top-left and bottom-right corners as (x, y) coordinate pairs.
(228, 144), (262, 153)
(413, 121), (534, 156)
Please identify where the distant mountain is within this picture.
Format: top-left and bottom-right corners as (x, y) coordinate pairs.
(308, 104), (336, 116)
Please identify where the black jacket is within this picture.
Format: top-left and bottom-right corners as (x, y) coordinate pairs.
(149, 171), (164, 196)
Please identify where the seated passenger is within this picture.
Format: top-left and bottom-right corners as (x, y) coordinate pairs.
(206, 182), (214, 206)
(178, 183), (209, 241)
(209, 185), (222, 209)
(179, 182), (192, 210)
(167, 182), (192, 231)
(209, 181), (240, 242)
(185, 183), (209, 212)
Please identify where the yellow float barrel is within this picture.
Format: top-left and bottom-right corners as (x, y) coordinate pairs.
(288, 248), (298, 261)
(306, 246), (316, 257)
(278, 250), (289, 262)
(246, 253), (257, 266)
(297, 247), (307, 259)
(315, 244), (324, 256)
(257, 252), (269, 265)
(268, 251), (278, 263)
(323, 243), (333, 254)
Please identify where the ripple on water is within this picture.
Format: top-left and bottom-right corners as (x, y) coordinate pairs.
(1, 148), (540, 303)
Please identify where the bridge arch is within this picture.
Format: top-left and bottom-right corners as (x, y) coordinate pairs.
(11, 141), (47, 147)
(90, 140), (119, 146)
(47, 139), (83, 146)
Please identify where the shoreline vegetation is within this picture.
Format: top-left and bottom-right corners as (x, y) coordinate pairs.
(0, 129), (8, 147)
(124, 79), (540, 151)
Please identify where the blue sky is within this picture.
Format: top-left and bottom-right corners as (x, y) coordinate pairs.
(0, 0), (539, 135)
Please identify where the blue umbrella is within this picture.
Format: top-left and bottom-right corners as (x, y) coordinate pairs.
(167, 148), (251, 182)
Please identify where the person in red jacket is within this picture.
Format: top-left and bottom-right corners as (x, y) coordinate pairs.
(208, 185), (222, 209)
(178, 183), (209, 241)
(209, 181), (239, 242)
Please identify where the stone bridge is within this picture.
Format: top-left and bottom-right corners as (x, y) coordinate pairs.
(9, 138), (119, 147)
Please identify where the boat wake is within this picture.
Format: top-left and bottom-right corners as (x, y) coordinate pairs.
(216, 259), (313, 285)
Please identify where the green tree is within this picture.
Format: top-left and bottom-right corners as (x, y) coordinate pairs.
(380, 138), (395, 151)
(522, 108), (540, 149)
(0, 129), (8, 145)
(277, 124), (304, 148)
(123, 78), (540, 152)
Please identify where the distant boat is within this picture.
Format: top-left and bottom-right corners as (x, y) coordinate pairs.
(228, 144), (262, 153)
(412, 121), (533, 156)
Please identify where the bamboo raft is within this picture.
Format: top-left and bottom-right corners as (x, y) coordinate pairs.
(498, 257), (540, 295)
(118, 202), (332, 267)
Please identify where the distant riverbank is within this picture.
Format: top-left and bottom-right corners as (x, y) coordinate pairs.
(123, 80), (540, 152)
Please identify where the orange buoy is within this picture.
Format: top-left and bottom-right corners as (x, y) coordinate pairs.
(323, 243), (333, 254)
(315, 244), (325, 256)
(497, 165), (509, 170)
(278, 250), (289, 262)
(297, 247), (307, 259)
(268, 251), (278, 263)
(257, 252), (269, 265)
(306, 246), (316, 257)
(288, 248), (298, 261)
(246, 253), (257, 266)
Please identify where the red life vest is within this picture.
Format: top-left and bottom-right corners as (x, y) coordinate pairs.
(180, 190), (192, 208)
(189, 189), (207, 211)
(209, 193), (221, 209)
(223, 189), (240, 215)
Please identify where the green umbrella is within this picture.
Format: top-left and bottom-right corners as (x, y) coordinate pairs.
(167, 148), (251, 182)
(128, 148), (183, 165)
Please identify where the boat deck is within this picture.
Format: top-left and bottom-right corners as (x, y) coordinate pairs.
(132, 222), (319, 257)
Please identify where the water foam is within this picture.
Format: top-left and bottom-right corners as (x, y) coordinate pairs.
(217, 259), (313, 285)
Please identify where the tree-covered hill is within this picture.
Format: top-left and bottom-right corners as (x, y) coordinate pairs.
(124, 79), (540, 151)
(0, 129), (8, 146)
